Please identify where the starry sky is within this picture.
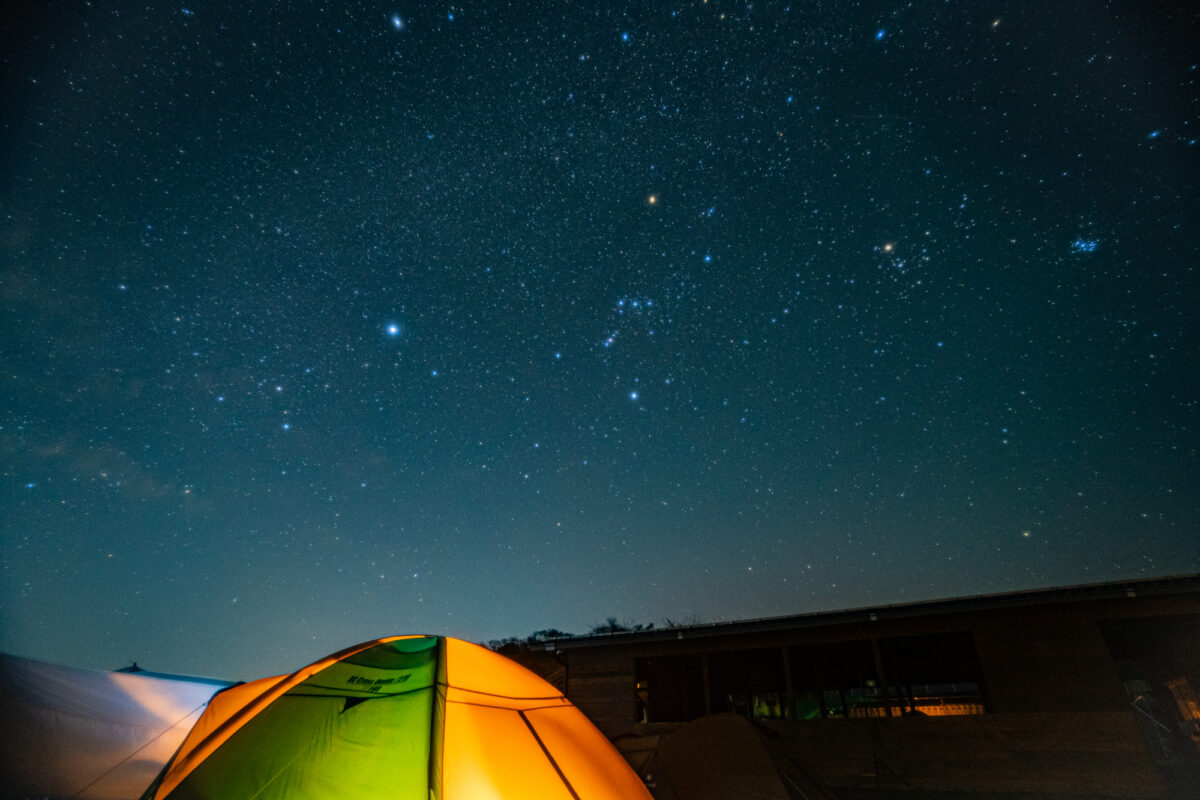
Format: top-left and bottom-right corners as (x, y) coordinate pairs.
(2, 1), (1198, 680)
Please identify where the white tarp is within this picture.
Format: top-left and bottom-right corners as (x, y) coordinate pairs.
(0, 653), (230, 800)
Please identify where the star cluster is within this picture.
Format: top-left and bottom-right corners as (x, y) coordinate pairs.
(1, 1), (1197, 678)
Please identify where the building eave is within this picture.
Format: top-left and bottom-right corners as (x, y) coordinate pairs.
(547, 573), (1200, 651)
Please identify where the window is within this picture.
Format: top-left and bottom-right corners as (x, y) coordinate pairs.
(635, 654), (706, 723)
(707, 648), (787, 720)
(877, 632), (986, 716)
(789, 639), (883, 718)
(635, 631), (988, 725)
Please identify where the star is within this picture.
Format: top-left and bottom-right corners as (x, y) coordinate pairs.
(386, 323), (401, 337)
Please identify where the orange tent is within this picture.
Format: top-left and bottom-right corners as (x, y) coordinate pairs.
(142, 635), (651, 799)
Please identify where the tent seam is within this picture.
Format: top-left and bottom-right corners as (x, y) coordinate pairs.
(517, 709), (582, 800)
(69, 700), (210, 800)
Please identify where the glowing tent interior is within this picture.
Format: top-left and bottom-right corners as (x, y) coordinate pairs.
(142, 635), (652, 800)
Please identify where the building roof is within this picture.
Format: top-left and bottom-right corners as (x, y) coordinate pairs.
(548, 574), (1200, 651)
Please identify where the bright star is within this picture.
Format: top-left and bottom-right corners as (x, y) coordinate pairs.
(875, 28), (886, 40)
(630, 391), (639, 400)
(386, 323), (400, 337)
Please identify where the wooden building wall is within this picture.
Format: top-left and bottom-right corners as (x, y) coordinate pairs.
(765, 711), (1162, 797)
(563, 646), (638, 735)
(556, 582), (1200, 797)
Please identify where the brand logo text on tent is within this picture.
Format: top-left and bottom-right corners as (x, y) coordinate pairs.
(346, 674), (410, 691)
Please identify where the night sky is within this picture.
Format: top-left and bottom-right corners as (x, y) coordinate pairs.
(2, 1), (1198, 680)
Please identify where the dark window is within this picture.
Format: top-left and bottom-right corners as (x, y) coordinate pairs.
(636, 654), (706, 723)
(877, 631), (986, 716)
(707, 648), (788, 720)
(637, 632), (988, 725)
(788, 639), (882, 719)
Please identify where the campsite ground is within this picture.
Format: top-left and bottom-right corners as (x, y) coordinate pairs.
(613, 715), (1200, 800)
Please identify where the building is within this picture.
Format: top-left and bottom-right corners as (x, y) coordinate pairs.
(549, 575), (1200, 798)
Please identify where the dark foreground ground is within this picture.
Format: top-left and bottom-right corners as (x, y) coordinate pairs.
(615, 714), (1200, 800)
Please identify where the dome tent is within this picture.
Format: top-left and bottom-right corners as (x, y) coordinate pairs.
(142, 635), (651, 800)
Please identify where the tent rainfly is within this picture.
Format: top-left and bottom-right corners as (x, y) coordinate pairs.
(142, 635), (652, 800)
(0, 653), (231, 800)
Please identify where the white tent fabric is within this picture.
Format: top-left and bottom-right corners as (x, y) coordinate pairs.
(0, 653), (230, 800)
